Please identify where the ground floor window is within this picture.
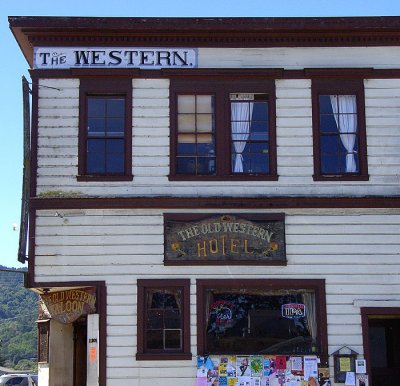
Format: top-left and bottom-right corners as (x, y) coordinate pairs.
(136, 279), (191, 360)
(197, 279), (327, 359)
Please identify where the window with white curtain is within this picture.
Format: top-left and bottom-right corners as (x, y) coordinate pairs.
(312, 79), (368, 181)
(170, 79), (277, 180)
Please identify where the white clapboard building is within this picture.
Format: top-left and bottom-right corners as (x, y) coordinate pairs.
(9, 16), (400, 386)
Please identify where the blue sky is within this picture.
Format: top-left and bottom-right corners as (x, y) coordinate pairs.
(1, 0), (400, 268)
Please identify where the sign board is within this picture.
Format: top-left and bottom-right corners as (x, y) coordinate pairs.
(164, 213), (286, 265)
(41, 288), (96, 324)
(33, 47), (198, 69)
(282, 303), (306, 319)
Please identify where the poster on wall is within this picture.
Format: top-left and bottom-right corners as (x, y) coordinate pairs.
(165, 213), (286, 265)
(197, 355), (326, 386)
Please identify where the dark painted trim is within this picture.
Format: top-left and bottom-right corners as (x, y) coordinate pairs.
(30, 196), (400, 210)
(30, 78), (39, 198)
(136, 279), (192, 360)
(196, 278), (328, 364)
(10, 16), (400, 68)
(361, 307), (400, 386)
(29, 67), (400, 80)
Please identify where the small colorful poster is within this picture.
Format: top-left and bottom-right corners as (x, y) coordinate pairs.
(277, 370), (285, 385)
(227, 356), (237, 377)
(275, 356), (287, 370)
(219, 358), (228, 377)
(251, 356), (263, 377)
(355, 359), (366, 374)
(237, 356), (251, 377)
(219, 376), (228, 386)
(263, 357), (276, 376)
(228, 378), (238, 386)
(290, 356), (303, 372)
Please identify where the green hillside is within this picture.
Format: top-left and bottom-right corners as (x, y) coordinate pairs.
(0, 266), (38, 371)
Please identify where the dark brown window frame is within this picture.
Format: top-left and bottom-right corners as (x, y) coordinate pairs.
(78, 77), (133, 181)
(312, 78), (369, 181)
(169, 78), (277, 181)
(136, 279), (192, 360)
(196, 279), (328, 365)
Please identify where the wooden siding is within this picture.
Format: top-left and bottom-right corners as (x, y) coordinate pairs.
(36, 76), (400, 197)
(34, 208), (400, 385)
(198, 47), (400, 69)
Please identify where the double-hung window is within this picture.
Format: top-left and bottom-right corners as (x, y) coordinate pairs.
(78, 77), (132, 181)
(312, 79), (368, 180)
(170, 79), (277, 180)
(136, 279), (191, 360)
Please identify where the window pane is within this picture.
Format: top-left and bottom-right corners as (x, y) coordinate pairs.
(88, 118), (106, 135)
(231, 94), (269, 174)
(165, 330), (182, 349)
(86, 95), (126, 176)
(107, 98), (124, 117)
(88, 98), (106, 117)
(178, 95), (196, 113)
(146, 330), (164, 349)
(87, 139), (106, 174)
(107, 118), (125, 135)
(176, 94), (215, 175)
(205, 289), (316, 355)
(319, 95), (333, 114)
(196, 95), (213, 113)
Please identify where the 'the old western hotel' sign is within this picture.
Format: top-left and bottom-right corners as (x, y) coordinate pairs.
(34, 47), (198, 69)
(165, 214), (286, 265)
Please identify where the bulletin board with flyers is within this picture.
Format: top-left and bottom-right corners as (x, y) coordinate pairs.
(196, 355), (330, 386)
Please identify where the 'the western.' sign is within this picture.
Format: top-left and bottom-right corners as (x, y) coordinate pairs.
(34, 47), (198, 69)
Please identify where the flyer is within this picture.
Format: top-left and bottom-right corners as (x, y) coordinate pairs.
(251, 377), (261, 386)
(290, 357), (303, 372)
(228, 378), (238, 386)
(227, 356), (237, 377)
(345, 372), (356, 386)
(263, 357), (276, 376)
(303, 356), (318, 381)
(238, 376), (252, 386)
(251, 356), (263, 377)
(275, 356), (287, 370)
(219, 376), (228, 386)
(339, 357), (351, 372)
(237, 356), (251, 377)
(355, 359), (366, 374)
(197, 377), (207, 386)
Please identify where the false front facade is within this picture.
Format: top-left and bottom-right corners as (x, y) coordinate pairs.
(9, 16), (400, 386)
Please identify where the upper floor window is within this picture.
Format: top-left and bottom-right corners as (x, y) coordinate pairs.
(170, 79), (277, 180)
(312, 79), (368, 181)
(78, 77), (132, 181)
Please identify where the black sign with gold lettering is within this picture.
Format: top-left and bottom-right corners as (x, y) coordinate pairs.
(164, 213), (286, 265)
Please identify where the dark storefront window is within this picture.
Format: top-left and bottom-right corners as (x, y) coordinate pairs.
(197, 279), (327, 359)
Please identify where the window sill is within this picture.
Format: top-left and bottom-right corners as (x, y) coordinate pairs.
(77, 174), (133, 182)
(136, 352), (192, 361)
(313, 174), (369, 182)
(169, 174), (279, 182)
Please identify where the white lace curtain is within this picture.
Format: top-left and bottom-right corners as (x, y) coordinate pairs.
(330, 95), (358, 173)
(231, 95), (254, 173)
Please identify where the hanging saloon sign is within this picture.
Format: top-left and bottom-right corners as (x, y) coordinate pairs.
(164, 213), (286, 265)
(40, 288), (97, 324)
